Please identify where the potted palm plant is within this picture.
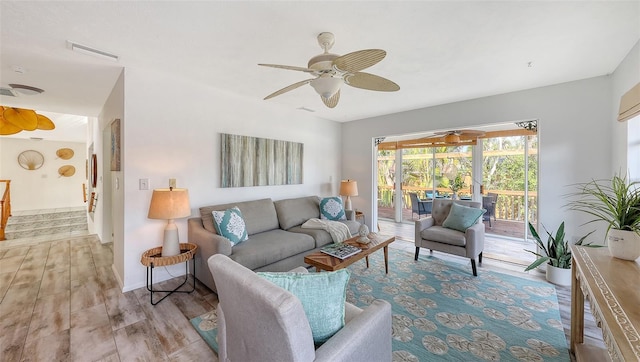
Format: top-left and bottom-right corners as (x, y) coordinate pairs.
(567, 174), (640, 261)
(524, 222), (595, 286)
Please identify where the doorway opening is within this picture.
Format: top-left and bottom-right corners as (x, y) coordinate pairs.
(375, 122), (538, 265)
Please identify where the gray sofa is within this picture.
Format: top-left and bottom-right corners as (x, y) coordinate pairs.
(188, 196), (361, 292)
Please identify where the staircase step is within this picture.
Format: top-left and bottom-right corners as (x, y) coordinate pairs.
(4, 209), (88, 240)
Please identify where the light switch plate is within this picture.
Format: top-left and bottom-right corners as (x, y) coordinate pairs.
(169, 178), (176, 188)
(139, 178), (149, 190)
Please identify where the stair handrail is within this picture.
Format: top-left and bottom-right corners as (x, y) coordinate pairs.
(0, 180), (11, 241)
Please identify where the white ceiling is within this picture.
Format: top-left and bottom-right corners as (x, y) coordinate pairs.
(1, 1), (639, 142)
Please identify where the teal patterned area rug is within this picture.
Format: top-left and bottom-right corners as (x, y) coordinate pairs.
(348, 251), (569, 361)
(191, 250), (569, 361)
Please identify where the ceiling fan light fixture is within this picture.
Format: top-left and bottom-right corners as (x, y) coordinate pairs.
(310, 76), (342, 99)
(8, 84), (44, 96)
(444, 134), (460, 143)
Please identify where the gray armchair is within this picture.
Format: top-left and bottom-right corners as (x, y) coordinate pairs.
(414, 199), (485, 276)
(208, 254), (392, 362)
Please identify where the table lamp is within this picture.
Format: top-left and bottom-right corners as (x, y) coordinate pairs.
(340, 179), (358, 211)
(148, 187), (191, 256)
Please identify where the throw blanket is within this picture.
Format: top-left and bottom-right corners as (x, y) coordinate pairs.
(301, 218), (352, 243)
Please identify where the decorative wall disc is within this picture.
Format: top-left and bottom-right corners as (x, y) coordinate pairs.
(56, 148), (74, 160)
(18, 150), (44, 170)
(58, 165), (76, 177)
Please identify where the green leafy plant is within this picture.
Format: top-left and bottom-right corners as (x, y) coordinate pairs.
(567, 174), (640, 236)
(524, 222), (596, 271)
(448, 174), (466, 193)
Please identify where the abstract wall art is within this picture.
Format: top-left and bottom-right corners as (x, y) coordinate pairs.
(221, 133), (303, 187)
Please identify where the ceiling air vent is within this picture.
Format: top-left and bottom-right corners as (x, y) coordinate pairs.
(0, 87), (18, 97)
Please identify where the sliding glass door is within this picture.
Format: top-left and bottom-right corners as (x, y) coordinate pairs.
(482, 135), (538, 240)
(376, 128), (538, 242)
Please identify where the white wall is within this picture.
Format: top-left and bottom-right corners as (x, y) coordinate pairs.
(117, 66), (342, 291)
(342, 76), (612, 243)
(611, 40), (640, 178)
(0, 138), (87, 211)
(99, 70), (125, 288)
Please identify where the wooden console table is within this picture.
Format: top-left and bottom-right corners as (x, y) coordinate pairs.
(570, 245), (640, 361)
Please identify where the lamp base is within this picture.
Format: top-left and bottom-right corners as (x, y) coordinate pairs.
(344, 196), (353, 211)
(162, 220), (181, 257)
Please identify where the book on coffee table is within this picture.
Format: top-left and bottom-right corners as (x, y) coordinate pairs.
(320, 243), (361, 260)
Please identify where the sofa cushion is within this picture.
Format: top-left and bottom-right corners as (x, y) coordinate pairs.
(421, 225), (467, 246)
(230, 229), (315, 270)
(442, 202), (485, 232)
(340, 220), (361, 235)
(289, 219), (361, 248)
(287, 226), (334, 248)
(212, 207), (248, 245)
(274, 196), (321, 230)
(200, 198), (279, 235)
(319, 197), (346, 221)
(258, 269), (350, 344)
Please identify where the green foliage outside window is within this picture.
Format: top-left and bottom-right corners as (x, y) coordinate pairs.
(377, 135), (538, 223)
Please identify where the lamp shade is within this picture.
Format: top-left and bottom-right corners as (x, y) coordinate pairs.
(340, 180), (358, 197)
(148, 188), (191, 220)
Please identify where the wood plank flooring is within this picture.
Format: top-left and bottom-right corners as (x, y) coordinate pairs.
(1, 220), (606, 361)
(0, 235), (218, 362)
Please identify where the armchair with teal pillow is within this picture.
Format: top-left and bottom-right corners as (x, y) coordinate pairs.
(414, 199), (486, 276)
(209, 254), (392, 362)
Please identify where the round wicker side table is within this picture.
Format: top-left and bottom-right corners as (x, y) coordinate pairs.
(141, 243), (198, 305)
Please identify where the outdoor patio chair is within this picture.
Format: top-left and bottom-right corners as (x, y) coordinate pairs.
(482, 193), (498, 227)
(409, 192), (432, 219)
(414, 199), (485, 276)
(482, 196), (496, 227)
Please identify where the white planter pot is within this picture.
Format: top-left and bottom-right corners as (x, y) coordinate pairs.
(546, 264), (571, 286)
(607, 229), (640, 261)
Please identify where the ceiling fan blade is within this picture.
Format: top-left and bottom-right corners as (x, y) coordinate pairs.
(264, 79), (314, 100)
(3, 107), (38, 130)
(321, 90), (340, 108)
(333, 49), (386, 73)
(435, 129), (486, 136)
(0, 115), (22, 135)
(258, 64), (315, 73)
(459, 130), (486, 136)
(36, 114), (55, 130)
(344, 72), (400, 92)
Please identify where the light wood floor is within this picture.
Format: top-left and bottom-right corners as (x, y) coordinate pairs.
(0, 234), (219, 361)
(1, 221), (605, 361)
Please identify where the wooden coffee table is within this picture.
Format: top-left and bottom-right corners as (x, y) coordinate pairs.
(304, 234), (395, 273)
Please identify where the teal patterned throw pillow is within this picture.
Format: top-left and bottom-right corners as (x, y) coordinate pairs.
(320, 197), (346, 221)
(258, 269), (350, 344)
(442, 202), (486, 232)
(212, 207), (248, 245)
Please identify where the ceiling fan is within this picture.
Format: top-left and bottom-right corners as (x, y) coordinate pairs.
(259, 32), (400, 108)
(431, 129), (486, 144)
